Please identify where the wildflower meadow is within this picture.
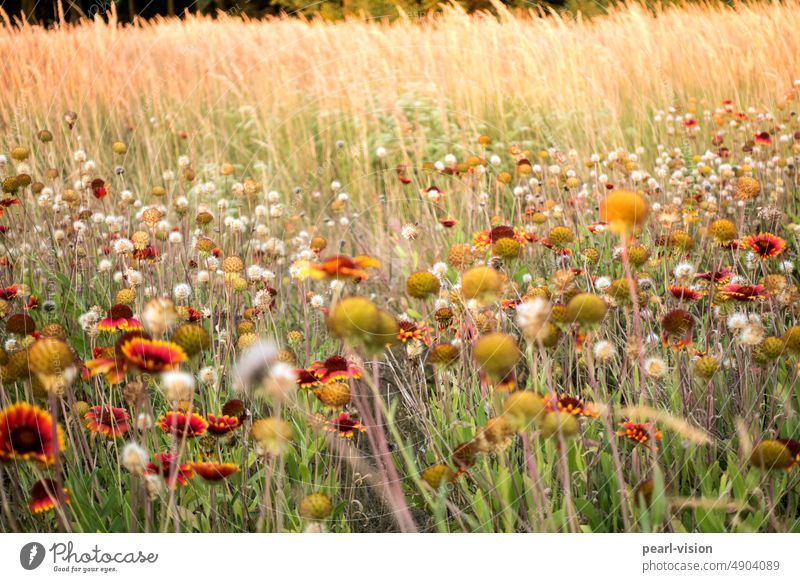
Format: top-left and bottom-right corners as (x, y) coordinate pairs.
(1, 2), (800, 535)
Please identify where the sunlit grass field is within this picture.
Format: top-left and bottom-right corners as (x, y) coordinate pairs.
(1, 2), (800, 533)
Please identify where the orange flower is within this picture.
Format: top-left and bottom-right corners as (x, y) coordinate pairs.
(97, 305), (143, 332)
(325, 413), (366, 438)
(753, 132), (772, 146)
(119, 337), (187, 372)
(206, 414), (240, 436)
(305, 255), (380, 281)
(295, 368), (322, 389)
(397, 320), (432, 345)
(308, 355), (362, 384)
(740, 233), (786, 259)
(191, 462), (239, 482)
(83, 356), (129, 384)
(0, 284), (18, 300)
(28, 479), (70, 514)
(695, 268), (732, 284)
(719, 284), (767, 302)
(85, 405), (129, 438)
(159, 411), (209, 438)
(146, 452), (194, 488)
(0, 196), (21, 219)
(472, 230), (491, 251)
(668, 286), (703, 302)
(544, 394), (598, 418)
(617, 421), (662, 446)
(0, 402), (65, 465)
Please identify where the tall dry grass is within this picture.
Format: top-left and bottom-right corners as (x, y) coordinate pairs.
(1, 2), (798, 184)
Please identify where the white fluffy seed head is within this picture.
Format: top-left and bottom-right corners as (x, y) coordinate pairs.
(121, 442), (149, 475)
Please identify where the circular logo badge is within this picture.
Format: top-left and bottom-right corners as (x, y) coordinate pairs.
(20, 542), (46, 570)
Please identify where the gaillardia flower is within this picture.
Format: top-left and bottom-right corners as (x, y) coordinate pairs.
(695, 268), (732, 284)
(85, 405), (129, 438)
(295, 368), (322, 389)
(159, 410), (209, 438)
(206, 414), (240, 435)
(29, 479), (70, 514)
(539, 411), (580, 439)
(735, 176), (761, 200)
(617, 421), (662, 446)
(308, 355), (362, 384)
(565, 293), (607, 327)
(325, 412), (366, 438)
(777, 439), (800, 464)
(251, 417), (294, 456)
(97, 304), (144, 333)
(668, 286), (703, 302)
(661, 309), (695, 348)
(147, 452), (195, 488)
(397, 320), (431, 345)
(83, 338), (135, 384)
(27, 337), (79, 394)
(0, 402), (65, 465)
(305, 255), (380, 281)
(544, 394), (598, 418)
(740, 233), (786, 259)
(313, 382), (351, 409)
(460, 266), (502, 302)
(191, 462), (239, 482)
(120, 337), (187, 372)
(428, 342), (460, 367)
(503, 391), (546, 430)
(719, 284), (767, 302)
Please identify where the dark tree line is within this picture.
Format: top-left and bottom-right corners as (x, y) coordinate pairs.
(2, 0), (566, 24)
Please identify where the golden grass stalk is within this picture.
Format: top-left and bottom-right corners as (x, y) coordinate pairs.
(1, 2), (799, 158)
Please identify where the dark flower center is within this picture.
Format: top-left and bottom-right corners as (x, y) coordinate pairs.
(10, 426), (43, 453)
(753, 240), (774, 255)
(109, 304), (134, 319)
(324, 356), (348, 372)
(99, 409), (118, 425)
(489, 225), (515, 242)
(334, 417), (358, 431)
(31, 479), (61, 500)
(298, 370), (318, 383)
